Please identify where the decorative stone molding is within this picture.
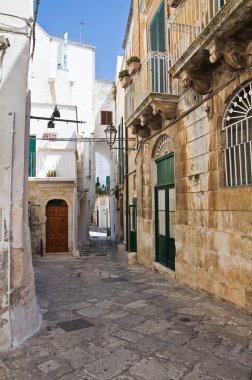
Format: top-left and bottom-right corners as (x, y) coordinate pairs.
(138, 125), (150, 138)
(181, 70), (213, 95)
(151, 100), (178, 120)
(147, 115), (162, 131)
(153, 135), (174, 160)
(209, 39), (248, 71)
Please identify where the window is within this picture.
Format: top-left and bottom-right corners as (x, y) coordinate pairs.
(101, 111), (112, 125)
(223, 81), (252, 187)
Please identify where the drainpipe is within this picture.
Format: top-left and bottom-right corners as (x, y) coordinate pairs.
(125, 124), (129, 251)
(7, 112), (15, 308)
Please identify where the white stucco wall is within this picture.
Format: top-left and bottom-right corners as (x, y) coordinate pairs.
(0, 0), (40, 349)
(29, 25), (96, 248)
(94, 80), (117, 240)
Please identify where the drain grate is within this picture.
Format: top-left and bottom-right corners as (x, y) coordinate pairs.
(57, 318), (94, 332)
(180, 317), (191, 323)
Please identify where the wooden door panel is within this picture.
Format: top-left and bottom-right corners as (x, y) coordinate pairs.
(46, 205), (68, 253)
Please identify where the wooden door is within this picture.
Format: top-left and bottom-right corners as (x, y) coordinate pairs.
(46, 205), (68, 253)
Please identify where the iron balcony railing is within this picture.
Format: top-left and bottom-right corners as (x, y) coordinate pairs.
(28, 151), (76, 179)
(167, 0), (228, 67)
(125, 52), (179, 122)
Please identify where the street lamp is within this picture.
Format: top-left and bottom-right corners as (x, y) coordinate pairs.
(105, 123), (117, 148)
(52, 105), (60, 118)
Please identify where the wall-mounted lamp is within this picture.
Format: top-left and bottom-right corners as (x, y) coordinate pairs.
(47, 120), (55, 129)
(104, 122), (138, 151)
(105, 123), (117, 148)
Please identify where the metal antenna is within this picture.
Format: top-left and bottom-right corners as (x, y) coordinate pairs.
(80, 21), (86, 43)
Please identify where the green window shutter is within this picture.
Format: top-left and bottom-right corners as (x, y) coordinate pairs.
(118, 117), (124, 184)
(150, 1), (165, 52)
(29, 136), (36, 177)
(106, 176), (110, 192)
(157, 3), (165, 52)
(150, 18), (158, 51)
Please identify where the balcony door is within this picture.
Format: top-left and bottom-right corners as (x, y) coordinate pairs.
(155, 154), (176, 271)
(150, 1), (167, 93)
(46, 199), (68, 253)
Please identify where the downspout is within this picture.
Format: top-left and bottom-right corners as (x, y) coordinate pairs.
(7, 112), (15, 309)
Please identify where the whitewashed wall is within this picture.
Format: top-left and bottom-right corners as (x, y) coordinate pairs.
(29, 25), (96, 248)
(0, 0), (40, 349)
(94, 80), (117, 239)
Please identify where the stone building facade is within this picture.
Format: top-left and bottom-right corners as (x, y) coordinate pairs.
(119, 0), (252, 312)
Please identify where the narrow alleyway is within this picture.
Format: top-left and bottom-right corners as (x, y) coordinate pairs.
(0, 241), (252, 380)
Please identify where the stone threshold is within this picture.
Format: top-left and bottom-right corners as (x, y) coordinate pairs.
(153, 262), (176, 280)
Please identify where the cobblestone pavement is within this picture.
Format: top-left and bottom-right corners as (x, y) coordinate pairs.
(1, 238), (252, 380)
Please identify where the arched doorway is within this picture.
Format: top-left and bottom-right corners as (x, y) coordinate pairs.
(153, 135), (176, 271)
(46, 199), (68, 253)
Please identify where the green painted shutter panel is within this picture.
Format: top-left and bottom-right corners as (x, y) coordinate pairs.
(106, 176), (110, 192)
(150, 1), (165, 52)
(157, 3), (165, 52)
(118, 117), (124, 184)
(150, 18), (158, 51)
(29, 137), (36, 177)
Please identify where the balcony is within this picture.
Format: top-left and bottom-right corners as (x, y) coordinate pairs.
(28, 151), (76, 181)
(167, 0), (252, 92)
(125, 52), (179, 137)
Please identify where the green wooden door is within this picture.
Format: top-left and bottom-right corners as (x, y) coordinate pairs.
(155, 154), (175, 270)
(29, 136), (36, 177)
(129, 204), (137, 252)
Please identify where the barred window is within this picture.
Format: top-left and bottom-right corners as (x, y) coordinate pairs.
(223, 81), (252, 187)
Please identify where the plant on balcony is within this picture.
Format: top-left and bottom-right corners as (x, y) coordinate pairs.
(47, 169), (57, 177)
(118, 69), (132, 89)
(127, 56), (141, 75)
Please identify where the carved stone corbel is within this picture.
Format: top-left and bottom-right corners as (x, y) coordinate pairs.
(131, 123), (141, 135)
(181, 70), (213, 95)
(151, 100), (177, 120)
(138, 126), (150, 138)
(209, 39), (247, 71)
(147, 115), (162, 131)
(140, 115), (148, 126)
(222, 40), (247, 71)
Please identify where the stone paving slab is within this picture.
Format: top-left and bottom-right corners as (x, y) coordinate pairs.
(0, 238), (252, 380)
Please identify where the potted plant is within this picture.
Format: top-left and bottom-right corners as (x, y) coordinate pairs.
(119, 69), (132, 89)
(127, 56), (141, 75)
(52, 170), (57, 177)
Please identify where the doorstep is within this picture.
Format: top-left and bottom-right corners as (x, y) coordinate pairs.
(153, 262), (176, 280)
